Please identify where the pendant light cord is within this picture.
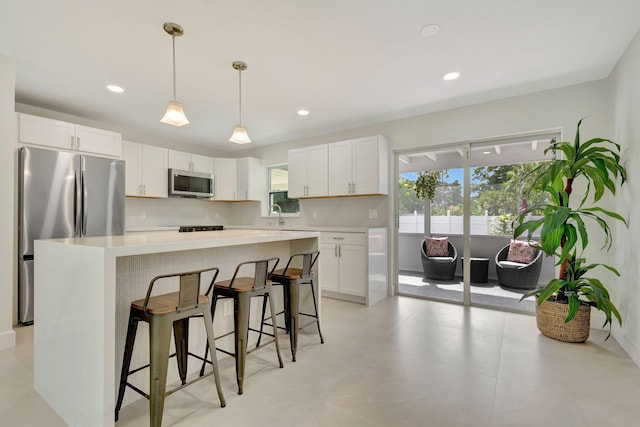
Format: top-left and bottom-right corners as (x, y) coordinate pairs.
(171, 35), (177, 101)
(238, 67), (242, 125)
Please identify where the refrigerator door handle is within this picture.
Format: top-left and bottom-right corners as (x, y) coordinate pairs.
(82, 169), (88, 236)
(74, 169), (82, 236)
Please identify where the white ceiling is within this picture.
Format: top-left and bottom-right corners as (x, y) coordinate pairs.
(2, 1), (639, 152)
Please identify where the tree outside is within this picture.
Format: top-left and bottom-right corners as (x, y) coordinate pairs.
(399, 161), (549, 235)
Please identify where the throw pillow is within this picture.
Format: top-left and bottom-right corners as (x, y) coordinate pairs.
(425, 236), (449, 257)
(506, 239), (539, 264)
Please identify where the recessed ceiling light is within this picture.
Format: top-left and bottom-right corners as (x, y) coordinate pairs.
(107, 85), (124, 93)
(443, 72), (460, 81)
(483, 151), (491, 155)
(297, 110), (309, 116)
(421, 24), (440, 37)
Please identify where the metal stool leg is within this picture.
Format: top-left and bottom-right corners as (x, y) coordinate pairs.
(201, 302), (226, 407)
(234, 292), (251, 395)
(173, 318), (189, 385)
(268, 291), (284, 368)
(256, 294), (269, 348)
(148, 316), (173, 427)
(115, 308), (139, 421)
(287, 281), (300, 362)
(309, 279), (324, 344)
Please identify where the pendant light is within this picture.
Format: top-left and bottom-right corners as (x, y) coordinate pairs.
(229, 61), (251, 144)
(160, 22), (189, 127)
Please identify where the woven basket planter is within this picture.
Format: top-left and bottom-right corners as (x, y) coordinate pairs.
(536, 297), (591, 343)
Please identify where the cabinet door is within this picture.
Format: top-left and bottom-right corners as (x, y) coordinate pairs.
(319, 243), (340, 292)
(338, 244), (367, 296)
(122, 141), (141, 196)
(287, 148), (307, 198)
(328, 140), (352, 196)
(236, 157), (265, 201)
(18, 113), (74, 150)
(352, 136), (380, 195)
(190, 154), (213, 174)
(213, 158), (237, 200)
(168, 150), (192, 171)
(75, 125), (122, 158)
(141, 145), (168, 198)
(306, 144), (328, 197)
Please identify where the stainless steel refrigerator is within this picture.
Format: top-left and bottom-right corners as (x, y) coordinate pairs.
(18, 146), (125, 324)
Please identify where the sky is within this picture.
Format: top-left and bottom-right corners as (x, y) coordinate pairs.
(402, 168), (465, 184)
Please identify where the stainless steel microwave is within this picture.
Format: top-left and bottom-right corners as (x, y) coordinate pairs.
(168, 169), (214, 198)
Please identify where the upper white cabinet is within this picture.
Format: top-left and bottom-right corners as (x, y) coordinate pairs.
(18, 113), (122, 158)
(213, 157), (237, 201)
(123, 141), (168, 198)
(236, 157), (266, 201)
(168, 150), (213, 174)
(328, 135), (388, 196)
(288, 145), (328, 198)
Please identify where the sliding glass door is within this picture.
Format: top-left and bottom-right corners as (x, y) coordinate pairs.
(395, 132), (558, 313)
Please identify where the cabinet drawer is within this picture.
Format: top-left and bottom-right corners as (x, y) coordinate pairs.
(320, 232), (366, 246)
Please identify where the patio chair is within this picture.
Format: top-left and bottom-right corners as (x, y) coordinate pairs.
(495, 244), (543, 290)
(420, 240), (458, 281)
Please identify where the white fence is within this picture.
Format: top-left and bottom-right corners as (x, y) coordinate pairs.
(399, 212), (541, 236)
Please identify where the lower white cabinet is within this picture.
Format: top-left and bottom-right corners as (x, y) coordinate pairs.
(319, 229), (388, 305)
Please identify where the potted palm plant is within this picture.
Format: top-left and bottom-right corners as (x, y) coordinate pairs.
(515, 119), (627, 342)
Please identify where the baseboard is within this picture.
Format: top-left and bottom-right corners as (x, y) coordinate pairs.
(0, 328), (16, 350)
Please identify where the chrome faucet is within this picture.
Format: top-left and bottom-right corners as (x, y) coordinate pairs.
(271, 204), (285, 225)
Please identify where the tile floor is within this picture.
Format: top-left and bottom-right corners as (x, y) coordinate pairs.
(2, 296), (640, 426)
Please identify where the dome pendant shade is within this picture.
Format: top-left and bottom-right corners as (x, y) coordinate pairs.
(229, 124), (251, 144)
(160, 22), (189, 127)
(229, 61), (251, 144)
(161, 101), (189, 126)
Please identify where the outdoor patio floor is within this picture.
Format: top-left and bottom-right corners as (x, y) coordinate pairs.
(398, 270), (536, 313)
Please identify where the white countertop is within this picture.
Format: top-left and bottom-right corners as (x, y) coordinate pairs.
(224, 225), (379, 233)
(38, 229), (320, 257)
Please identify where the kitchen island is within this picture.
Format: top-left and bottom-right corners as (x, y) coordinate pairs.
(33, 229), (319, 427)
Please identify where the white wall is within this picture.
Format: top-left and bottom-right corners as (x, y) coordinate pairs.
(610, 30), (640, 365)
(0, 54), (16, 349)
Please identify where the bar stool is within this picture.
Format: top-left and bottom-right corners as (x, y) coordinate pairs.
(200, 257), (283, 395)
(115, 267), (226, 427)
(258, 251), (324, 362)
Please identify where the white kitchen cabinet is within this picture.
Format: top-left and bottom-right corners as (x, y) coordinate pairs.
(18, 113), (122, 158)
(319, 229), (388, 305)
(213, 157), (237, 200)
(168, 150), (213, 174)
(328, 135), (388, 196)
(123, 141), (168, 198)
(288, 144), (328, 198)
(236, 157), (266, 201)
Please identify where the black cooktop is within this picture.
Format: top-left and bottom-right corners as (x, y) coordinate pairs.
(179, 225), (224, 232)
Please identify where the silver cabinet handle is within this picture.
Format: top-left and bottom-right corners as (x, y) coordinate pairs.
(70, 136), (74, 150)
(77, 136), (80, 151)
(143, 184), (146, 195)
(351, 182), (355, 194)
(332, 237), (344, 240)
(334, 244), (337, 257)
(338, 245), (341, 257)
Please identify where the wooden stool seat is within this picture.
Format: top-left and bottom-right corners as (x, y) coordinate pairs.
(271, 268), (304, 279)
(131, 292), (209, 314)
